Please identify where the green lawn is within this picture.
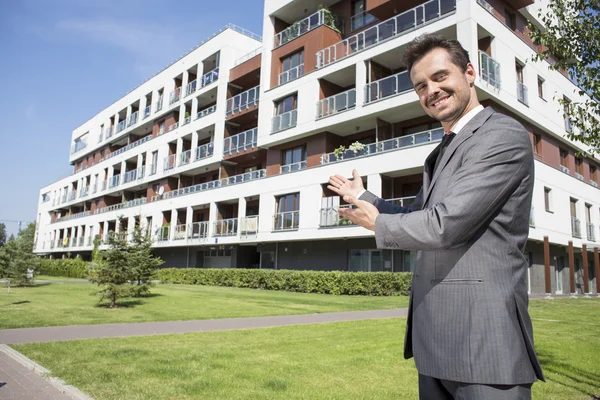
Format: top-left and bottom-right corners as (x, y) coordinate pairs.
(0, 281), (408, 329)
(12, 299), (600, 400)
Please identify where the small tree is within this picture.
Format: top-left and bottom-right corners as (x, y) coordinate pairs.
(129, 221), (164, 297)
(0, 222), (38, 286)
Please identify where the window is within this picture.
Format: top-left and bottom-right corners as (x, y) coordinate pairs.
(559, 149), (569, 167)
(280, 50), (304, 85)
(505, 9), (516, 30)
(537, 76), (545, 99)
(563, 96), (572, 132)
(533, 133), (542, 155)
(575, 158), (584, 175)
(585, 204), (592, 224)
(281, 145), (307, 173)
(272, 94), (298, 133)
(591, 165), (598, 183)
(276, 95), (296, 115)
(274, 193), (300, 230)
(515, 62), (524, 83)
(570, 198), (578, 218)
(544, 187), (553, 212)
(350, 0), (377, 31)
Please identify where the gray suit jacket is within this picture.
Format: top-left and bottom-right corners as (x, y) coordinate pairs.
(360, 107), (545, 385)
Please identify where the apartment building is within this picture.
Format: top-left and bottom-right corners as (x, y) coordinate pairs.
(34, 0), (600, 295)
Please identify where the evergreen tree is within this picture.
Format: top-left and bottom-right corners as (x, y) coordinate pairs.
(0, 222), (38, 286)
(0, 223), (7, 247)
(129, 221), (164, 297)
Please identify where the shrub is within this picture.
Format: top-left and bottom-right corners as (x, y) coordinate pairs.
(37, 258), (89, 279)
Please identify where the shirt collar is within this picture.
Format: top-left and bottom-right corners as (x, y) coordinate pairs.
(448, 105), (484, 136)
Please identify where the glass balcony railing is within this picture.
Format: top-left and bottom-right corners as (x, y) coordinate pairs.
(365, 71), (412, 103)
(317, 0), (456, 68)
(234, 48), (262, 66)
(213, 218), (238, 236)
(479, 51), (501, 89)
(280, 160), (307, 174)
(155, 96), (164, 112)
(223, 128), (258, 155)
(185, 80), (197, 96)
(54, 210), (91, 224)
(321, 127), (443, 164)
(79, 186), (89, 198)
(106, 135), (152, 160)
(272, 109), (297, 133)
(183, 115), (191, 126)
(169, 87), (182, 105)
(517, 81), (528, 106)
(108, 174), (120, 188)
(273, 211), (299, 231)
(173, 224), (187, 240)
(116, 119), (127, 133)
(179, 150), (192, 166)
(274, 9), (344, 48)
(317, 88), (356, 118)
(564, 116), (573, 133)
(587, 222), (596, 241)
(94, 198), (147, 215)
(350, 11), (378, 31)
(196, 105), (217, 120)
(240, 216), (259, 235)
(188, 222), (209, 240)
(571, 217), (581, 238)
(168, 122), (179, 132)
(156, 226), (170, 242)
(164, 154), (176, 172)
(148, 164), (157, 176)
(201, 68), (219, 87)
(127, 111), (139, 127)
(195, 142), (214, 161)
(71, 141), (88, 155)
(278, 64), (304, 85)
(226, 86), (260, 116)
(68, 191), (76, 201)
(143, 105), (151, 119)
(122, 169), (138, 184)
(529, 206), (535, 228)
(104, 126), (114, 140)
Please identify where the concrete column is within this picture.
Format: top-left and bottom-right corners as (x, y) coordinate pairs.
(103, 221), (109, 242)
(367, 173), (382, 198)
(238, 197), (247, 220)
(582, 244), (590, 295)
(208, 202), (218, 239)
(170, 209), (178, 241)
(594, 247), (600, 295)
(191, 130), (199, 160)
(568, 241), (576, 296)
(543, 236), (551, 296)
(456, 12), (478, 76)
(355, 60), (367, 109)
(191, 96), (199, 119)
(176, 137), (184, 158)
(186, 206), (194, 237)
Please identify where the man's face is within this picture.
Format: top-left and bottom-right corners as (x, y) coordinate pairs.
(410, 48), (474, 125)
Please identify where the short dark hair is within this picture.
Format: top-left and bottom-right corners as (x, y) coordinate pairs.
(403, 34), (470, 75)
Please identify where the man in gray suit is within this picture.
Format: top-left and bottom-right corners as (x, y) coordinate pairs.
(328, 34), (545, 399)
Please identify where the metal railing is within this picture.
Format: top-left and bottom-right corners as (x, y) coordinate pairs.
(195, 142), (214, 161)
(278, 64), (304, 85)
(365, 70), (412, 103)
(223, 128), (257, 155)
(587, 222), (596, 241)
(350, 11), (378, 31)
(185, 80), (197, 96)
(476, 0), (495, 14)
(213, 218), (238, 236)
(274, 9), (344, 48)
(179, 150), (192, 166)
(104, 126), (114, 140)
(169, 87), (182, 105)
(71, 141), (88, 154)
(571, 217), (581, 238)
(168, 122), (179, 132)
(272, 109), (297, 133)
(183, 115), (191, 126)
(156, 226), (170, 242)
(79, 186), (89, 198)
(94, 198), (147, 215)
(317, 0), (456, 68)
(164, 154), (176, 172)
(122, 169), (138, 184)
(116, 119), (127, 133)
(148, 164), (157, 176)
(234, 47), (262, 66)
(517, 81), (528, 106)
(479, 51), (501, 89)
(155, 95), (163, 112)
(188, 222), (209, 240)
(127, 111), (139, 127)
(106, 135), (152, 160)
(226, 85), (260, 115)
(143, 105), (151, 119)
(68, 191), (76, 201)
(101, 180), (108, 191)
(317, 88), (356, 118)
(387, 196), (418, 208)
(319, 205), (355, 227)
(108, 174), (120, 188)
(281, 160), (307, 174)
(321, 127), (443, 164)
(196, 105), (217, 119)
(240, 216), (259, 234)
(201, 68), (219, 87)
(173, 224), (187, 240)
(273, 211), (299, 231)
(78, 237), (85, 247)
(54, 210), (91, 224)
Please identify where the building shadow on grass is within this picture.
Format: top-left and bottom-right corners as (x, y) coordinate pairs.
(538, 349), (600, 398)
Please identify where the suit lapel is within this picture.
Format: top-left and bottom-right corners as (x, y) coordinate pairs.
(422, 107), (496, 207)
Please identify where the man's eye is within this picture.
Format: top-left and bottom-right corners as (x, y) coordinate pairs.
(437, 74), (447, 80)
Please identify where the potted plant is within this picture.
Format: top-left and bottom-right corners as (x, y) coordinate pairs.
(333, 145), (346, 160)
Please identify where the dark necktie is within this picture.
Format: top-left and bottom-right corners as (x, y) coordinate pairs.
(433, 132), (455, 175)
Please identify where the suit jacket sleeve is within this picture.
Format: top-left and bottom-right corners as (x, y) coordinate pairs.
(374, 117), (533, 250)
(359, 187), (423, 214)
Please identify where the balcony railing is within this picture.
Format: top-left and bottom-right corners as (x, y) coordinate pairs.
(94, 198), (147, 215)
(173, 224), (187, 240)
(122, 169), (138, 184)
(155, 95), (163, 112)
(587, 222), (596, 241)
(143, 105), (151, 119)
(188, 222), (209, 240)
(321, 127), (444, 164)
(319, 204), (355, 227)
(127, 111), (139, 127)
(152, 169), (267, 202)
(476, 0), (495, 14)
(571, 217), (581, 238)
(317, 88), (356, 119)
(183, 115), (191, 126)
(350, 11), (378, 31)
(185, 80), (197, 96)
(168, 122), (179, 132)
(106, 135), (152, 160)
(78, 237), (85, 247)
(179, 150), (192, 166)
(365, 70), (412, 103)
(213, 218), (238, 236)
(156, 226), (170, 242)
(223, 128), (257, 155)
(101, 180), (108, 191)
(234, 48), (262, 66)
(479, 51), (501, 89)
(55, 210), (91, 224)
(197, 105), (217, 120)
(71, 141), (88, 155)
(201, 68), (219, 87)
(240, 216), (259, 235)
(108, 174), (120, 188)
(273, 211), (299, 231)
(195, 142), (214, 161)
(116, 119), (127, 133)
(104, 126), (114, 140)
(316, 0), (456, 68)
(281, 160), (307, 174)
(278, 64), (304, 85)
(148, 164), (157, 176)
(79, 186), (89, 198)
(274, 9), (344, 48)
(517, 81), (528, 106)
(164, 154), (176, 172)
(226, 85), (260, 116)
(272, 109), (297, 133)
(68, 191), (76, 201)
(169, 87), (182, 105)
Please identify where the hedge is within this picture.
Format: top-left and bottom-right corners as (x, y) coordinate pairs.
(157, 268), (412, 296)
(37, 258), (90, 279)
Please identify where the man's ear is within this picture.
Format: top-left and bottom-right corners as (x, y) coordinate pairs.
(465, 62), (477, 85)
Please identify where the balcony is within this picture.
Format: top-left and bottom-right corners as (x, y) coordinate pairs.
(240, 216), (259, 235)
(571, 217), (581, 238)
(106, 135), (152, 160)
(317, 88), (356, 119)
(479, 51), (501, 89)
(164, 154), (176, 172)
(188, 222), (209, 240)
(151, 169), (267, 202)
(272, 109), (297, 133)
(366, 71), (412, 103)
(168, 122), (179, 132)
(224, 128), (258, 155)
(234, 48), (262, 66)
(179, 150), (192, 166)
(195, 142), (214, 161)
(148, 164), (157, 176)
(278, 64), (304, 85)
(71, 141), (88, 155)
(143, 105), (151, 119)
(79, 186), (89, 198)
(316, 0), (456, 68)
(104, 126), (114, 140)
(321, 127), (443, 164)
(94, 198), (147, 215)
(201, 68), (219, 88)
(274, 9), (344, 48)
(517, 81), (528, 106)
(68, 191), (76, 201)
(213, 218), (238, 236)
(587, 222), (596, 241)
(226, 85), (260, 116)
(350, 11), (378, 31)
(155, 95), (164, 112)
(54, 210), (91, 224)
(169, 87), (182, 105)
(156, 226), (170, 242)
(185, 80), (197, 97)
(196, 105), (217, 120)
(122, 169), (138, 184)
(127, 111), (139, 127)
(116, 119), (127, 134)
(183, 115), (191, 126)
(173, 224), (187, 240)
(319, 204), (355, 227)
(273, 211), (299, 231)
(280, 160), (307, 174)
(108, 174), (120, 188)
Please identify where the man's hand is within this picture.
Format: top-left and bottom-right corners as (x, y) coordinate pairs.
(328, 169), (364, 198)
(338, 195), (380, 231)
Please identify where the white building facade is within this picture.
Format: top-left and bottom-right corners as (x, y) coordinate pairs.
(35, 1), (600, 295)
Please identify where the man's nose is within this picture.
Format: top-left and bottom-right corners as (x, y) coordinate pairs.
(427, 83), (441, 99)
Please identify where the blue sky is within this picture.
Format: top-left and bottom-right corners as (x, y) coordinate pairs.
(0, 0), (264, 238)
